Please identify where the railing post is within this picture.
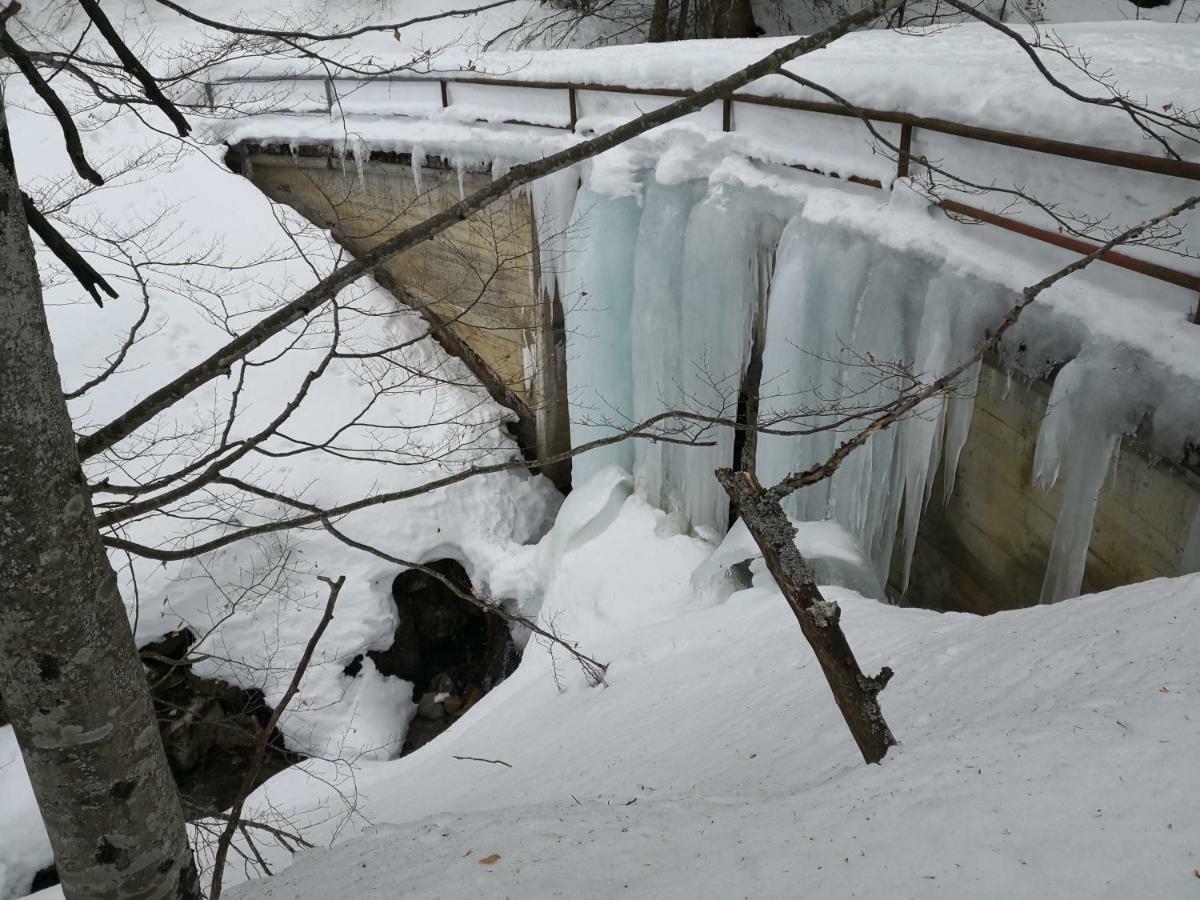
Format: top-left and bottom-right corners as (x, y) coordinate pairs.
(722, 96), (733, 133)
(568, 86), (578, 132)
(897, 121), (913, 180)
(439, 79), (449, 109)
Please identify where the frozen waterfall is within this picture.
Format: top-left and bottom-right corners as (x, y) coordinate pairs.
(545, 168), (1179, 604)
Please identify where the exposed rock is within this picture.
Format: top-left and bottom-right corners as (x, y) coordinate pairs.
(345, 559), (522, 754)
(139, 628), (299, 818)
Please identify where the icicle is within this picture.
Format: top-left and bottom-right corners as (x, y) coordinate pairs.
(1034, 344), (1150, 604)
(825, 248), (933, 578)
(671, 183), (782, 538)
(1183, 507), (1200, 575)
(410, 146), (425, 198)
(757, 219), (873, 525)
(350, 138), (368, 192)
(941, 360), (980, 505)
(529, 167), (580, 318)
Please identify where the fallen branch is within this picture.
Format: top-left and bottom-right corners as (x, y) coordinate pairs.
(453, 755), (513, 767)
(715, 469), (895, 764)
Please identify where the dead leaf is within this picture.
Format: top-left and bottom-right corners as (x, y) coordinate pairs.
(478, 854), (502, 866)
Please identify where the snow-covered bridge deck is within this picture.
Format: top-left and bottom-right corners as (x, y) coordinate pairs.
(211, 23), (1200, 315)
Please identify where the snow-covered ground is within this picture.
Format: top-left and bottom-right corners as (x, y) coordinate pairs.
(200, 471), (1200, 898)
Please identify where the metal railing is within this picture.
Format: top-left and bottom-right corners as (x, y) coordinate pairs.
(212, 72), (1200, 322)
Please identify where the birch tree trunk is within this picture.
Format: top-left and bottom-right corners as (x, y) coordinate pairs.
(0, 98), (200, 900)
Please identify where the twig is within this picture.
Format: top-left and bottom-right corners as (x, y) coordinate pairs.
(452, 755), (513, 767)
(21, 191), (117, 306)
(208, 574), (344, 900)
(0, 29), (104, 185)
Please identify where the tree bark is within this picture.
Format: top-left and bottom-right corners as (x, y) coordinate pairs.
(715, 469), (896, 764)
(709, 0), (757, 37)
(0, 99), (200, 899)
(647, 0), (671, 41)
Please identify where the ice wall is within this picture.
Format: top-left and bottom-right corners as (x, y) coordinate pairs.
(755, 220), (1010, 586)
(546, 168), (1191, 605)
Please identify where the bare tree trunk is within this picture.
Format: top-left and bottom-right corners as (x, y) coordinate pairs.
(0, 99), (199, 899)
(674, 0), (690, 39)
(715, 469), (896, 764)
(648, 0), (671, 41)
(709, 0), (757, 37)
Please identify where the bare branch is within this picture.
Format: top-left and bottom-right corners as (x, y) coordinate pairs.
(209, 574), (344, 900)
(75, 0), (907, 462)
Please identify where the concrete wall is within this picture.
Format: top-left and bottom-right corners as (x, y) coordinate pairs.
(235, 145), (572, 490)
(898, 359), (1200, 614)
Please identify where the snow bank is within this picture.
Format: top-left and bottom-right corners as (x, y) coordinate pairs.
(212, 479), (1200, 899)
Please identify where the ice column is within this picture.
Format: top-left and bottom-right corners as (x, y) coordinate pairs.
(756, 218), (874, 522)
(1034, 344), (1150, 604)
(629, 179), (706, 513)
(561, 185), (645, 486)
(667, 183), (781, 538)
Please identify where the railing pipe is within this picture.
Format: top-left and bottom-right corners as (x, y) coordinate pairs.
(219, 71), (1200, 311)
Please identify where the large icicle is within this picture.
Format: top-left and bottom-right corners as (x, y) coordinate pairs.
(895, 271), (1008, 591)
(1033, 344), (1152, 604)
(758, 212), (1009, 589)
(669, 183), (781, 538)
(757, 218), (874, 524)
(561, 185), (645, 487)
(629, 178), (706, 514)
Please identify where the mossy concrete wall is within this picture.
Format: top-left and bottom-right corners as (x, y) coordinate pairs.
(898, 359), (1200, 614)
(235, 145), (572, 490)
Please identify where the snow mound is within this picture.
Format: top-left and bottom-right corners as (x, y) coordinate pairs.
(217, 479), (1199, 899)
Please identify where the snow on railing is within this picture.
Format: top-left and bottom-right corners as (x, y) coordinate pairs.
(208, 72), (1200, 323)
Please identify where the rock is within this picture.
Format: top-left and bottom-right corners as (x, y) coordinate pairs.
(138, 628), (298, 818)
(417, 694), (445, 720)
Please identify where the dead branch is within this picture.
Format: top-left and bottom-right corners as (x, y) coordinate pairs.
(208, 574), (344, 900)
(716, 468), (895, 763)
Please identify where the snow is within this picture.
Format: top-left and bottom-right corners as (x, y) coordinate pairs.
(0, 731), (52, 900)
(6, 0), (561, 774)
(182, 472), (1200, 900)
(211, 22), (1200, 159)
